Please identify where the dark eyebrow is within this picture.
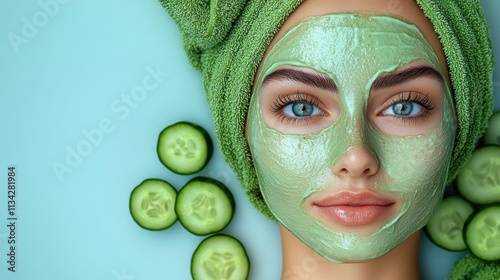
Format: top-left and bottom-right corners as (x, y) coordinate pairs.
(371, 65), (444, 91)
(262, 68), (338, 92)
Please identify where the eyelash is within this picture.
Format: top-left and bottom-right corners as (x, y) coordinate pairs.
(269, 91), (435, 125)
(385, 91), (435, 124)
(270, 92), (323, 125)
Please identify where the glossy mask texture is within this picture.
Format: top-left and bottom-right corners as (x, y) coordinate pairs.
(247, 14), (456, 263)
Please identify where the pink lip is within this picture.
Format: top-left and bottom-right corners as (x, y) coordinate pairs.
(312, 191), (396, 226)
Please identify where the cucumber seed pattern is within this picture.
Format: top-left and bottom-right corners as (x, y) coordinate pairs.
(191, 192), (217, 224)
(169, 136), (198, 159)
(141, 191), (171, 218)
(477, 216), (500, 254)
(439, 210), (464, 240)
(203, 250), (238, 280)
(467, 157), (500, 192)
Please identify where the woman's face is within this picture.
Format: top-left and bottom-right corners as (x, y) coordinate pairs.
(246, 0), (456, 263)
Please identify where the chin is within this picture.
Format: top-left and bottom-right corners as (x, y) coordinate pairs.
(326, 254), (388, 264)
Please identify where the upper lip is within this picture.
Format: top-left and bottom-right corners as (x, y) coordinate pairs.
(313, 191), (395, 207)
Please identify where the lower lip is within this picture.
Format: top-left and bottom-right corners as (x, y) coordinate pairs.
(315, 205), (393, 226)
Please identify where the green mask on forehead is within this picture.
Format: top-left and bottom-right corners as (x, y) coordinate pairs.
(247, 14), (456, 263)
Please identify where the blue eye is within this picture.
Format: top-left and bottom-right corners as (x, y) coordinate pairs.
(283, 102), (322, 117)
(270, 92), (326, 124)
(383, 101), (423, 116)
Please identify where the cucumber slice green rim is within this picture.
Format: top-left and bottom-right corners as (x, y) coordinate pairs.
(157, 121), (213, 175)
(424, 196), (475, 251)
(484, 111), (500, 146)
(464, 205), (500, 261)
(129, 179), (178, 231)
(176, 177), (235, 236)
(191, 234), (250, 280)
(456, 145), (500, 205)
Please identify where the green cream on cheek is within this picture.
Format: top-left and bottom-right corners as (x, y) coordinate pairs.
(247, 14), (456, 263)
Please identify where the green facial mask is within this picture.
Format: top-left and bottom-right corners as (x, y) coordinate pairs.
(247, 14), (456, 263)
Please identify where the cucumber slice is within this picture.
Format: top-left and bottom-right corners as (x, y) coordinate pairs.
(425, 196), (475, 251)
(464, 205), (500, 261)
(191, 234), (250, 280)
(129, 179), (177, 230)
(456, 146), (500, 204)
(157, 121), (213, 175)
(176, 177), (235, 235)
(484, 111), (500, 146)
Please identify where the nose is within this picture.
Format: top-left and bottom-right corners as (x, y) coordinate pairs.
(332, 146), (379, 178)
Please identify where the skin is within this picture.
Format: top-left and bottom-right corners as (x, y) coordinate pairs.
(246, 0), (455, 279)
(255, 0), (449, 83)
(249, 13), (455, 262)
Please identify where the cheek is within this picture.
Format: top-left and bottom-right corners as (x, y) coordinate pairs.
(250, 128), (333, 207)
(248, 90), (334, 202)
(377, 123), (455, 233)
(379, 128), (453, 194)
(378, 90), (456, 198)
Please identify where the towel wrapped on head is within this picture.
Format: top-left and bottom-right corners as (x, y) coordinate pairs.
(449, 253), (500, 280)
(160, 0), (494, 219)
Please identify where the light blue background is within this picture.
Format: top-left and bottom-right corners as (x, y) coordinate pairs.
(0, 1), (498, 279)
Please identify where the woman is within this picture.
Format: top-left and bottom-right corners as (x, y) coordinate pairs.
(161, 0), (494, 279)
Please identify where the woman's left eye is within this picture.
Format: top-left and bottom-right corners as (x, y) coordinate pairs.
(381, 92), (435, 119)
(283, 102), (323, 117)
(383, 101), (423, 117)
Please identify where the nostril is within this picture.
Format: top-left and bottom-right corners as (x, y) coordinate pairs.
(332, 147), (379, 178)
(339, 167), (373, 176)
(362, 168), (373, 175)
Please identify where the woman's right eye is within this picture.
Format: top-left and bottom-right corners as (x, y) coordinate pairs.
(282, 102), (323, 117)
(270, 92), (325, 124)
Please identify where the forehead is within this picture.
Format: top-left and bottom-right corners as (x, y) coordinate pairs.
(254, 0), (449, 86)
(260, 15), (440, 88)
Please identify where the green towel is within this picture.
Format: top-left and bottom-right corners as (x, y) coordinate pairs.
(449, 253), (500, 280)
(159, 0), (494, 220)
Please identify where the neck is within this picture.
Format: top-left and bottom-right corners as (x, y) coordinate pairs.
(280, 225), (421, 280)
